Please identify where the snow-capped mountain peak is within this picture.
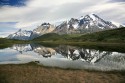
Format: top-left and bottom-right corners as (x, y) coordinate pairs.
(79, 14), (118, 29)
(53, 14), (119, 34)
(7, 29), (32, 40)
(7, 14), (121, 40)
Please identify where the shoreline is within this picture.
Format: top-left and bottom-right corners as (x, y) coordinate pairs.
(1, 41), (125, 53)
(0, 61), (125, 72)
(34, 41), (125, 53)
(0, 62), (125, 83)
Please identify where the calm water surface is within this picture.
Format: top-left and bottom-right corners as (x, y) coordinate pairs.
(0, 44), (125, 71)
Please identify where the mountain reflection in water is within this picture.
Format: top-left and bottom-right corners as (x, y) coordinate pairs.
(0, 44), (125, 71)
(11, 44), (112, 63)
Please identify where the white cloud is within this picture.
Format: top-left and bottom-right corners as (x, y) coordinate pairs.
(27, 0), (83, 7)
(15, 21), (42, 30)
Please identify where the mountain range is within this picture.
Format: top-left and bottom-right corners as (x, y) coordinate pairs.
(7, 14), (122, 40)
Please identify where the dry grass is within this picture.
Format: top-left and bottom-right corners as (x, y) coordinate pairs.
(0, 62), (125, 83)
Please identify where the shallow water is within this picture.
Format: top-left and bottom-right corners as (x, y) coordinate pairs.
(0, 44), (125, 71)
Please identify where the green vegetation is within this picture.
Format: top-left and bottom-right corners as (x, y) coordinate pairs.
(74, 27), (125, 42)
(0, 38), (29, 49)
(33, 33), (82, 41)
(0, 62), (125, 83)
(34, 27), (125, 43)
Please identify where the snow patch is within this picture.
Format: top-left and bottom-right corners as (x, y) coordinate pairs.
(73, 24), (78, 29)
(89, 14), (96, 21)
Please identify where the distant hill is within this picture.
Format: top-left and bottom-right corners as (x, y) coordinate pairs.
(33, 33), (62, 41)
(34, 27), (125, 43)
(74, 27), (125, 42)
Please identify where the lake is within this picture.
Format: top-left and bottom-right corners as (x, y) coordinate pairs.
(0, 44), (125, 71)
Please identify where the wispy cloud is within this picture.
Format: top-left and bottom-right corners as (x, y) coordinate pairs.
(110, 0), (125, 2)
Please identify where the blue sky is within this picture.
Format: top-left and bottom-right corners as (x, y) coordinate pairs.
(0, 0), (28, 7)
(0, 22), (18, 37)
(0, 0), (125, 37)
